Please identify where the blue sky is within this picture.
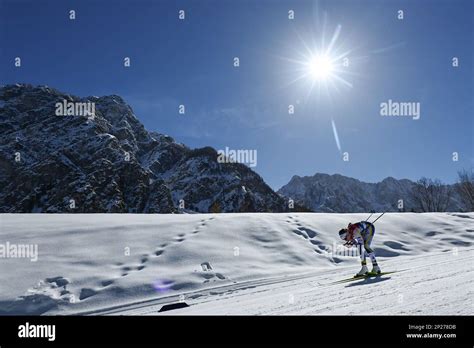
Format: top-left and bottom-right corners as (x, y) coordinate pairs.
(1, 0), (472, 189)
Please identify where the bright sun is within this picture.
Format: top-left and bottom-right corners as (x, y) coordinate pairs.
(282, 23), (353, 98)
(308, 55), (334, 80)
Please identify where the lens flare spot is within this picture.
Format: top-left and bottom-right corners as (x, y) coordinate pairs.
(153, 279), (174, 293)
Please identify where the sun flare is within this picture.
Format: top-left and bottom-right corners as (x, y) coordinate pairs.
(281, 23), (354, 100)
(308, 55), (334, 80)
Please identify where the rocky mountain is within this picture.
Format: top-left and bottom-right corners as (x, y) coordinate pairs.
(278, 173), (465, 213)
(0, 84), (296, 213)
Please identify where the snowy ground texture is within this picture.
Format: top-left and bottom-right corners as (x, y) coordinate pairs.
(0, 213), (472, 315)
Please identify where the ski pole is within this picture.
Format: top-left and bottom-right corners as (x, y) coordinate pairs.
(371, 212), (386, 224)
(359, 212), (385, 237)
(365, 212), (373, 221)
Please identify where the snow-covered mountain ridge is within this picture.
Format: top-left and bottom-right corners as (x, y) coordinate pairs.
(0, 84), (293, 213)
(278, 173), (465, 213)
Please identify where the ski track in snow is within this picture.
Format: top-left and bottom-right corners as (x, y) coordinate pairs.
(0, 213), (472, 315)
(93, 250), (473, 315)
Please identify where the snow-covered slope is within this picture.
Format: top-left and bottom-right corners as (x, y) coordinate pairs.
(155, 249), (473, 315)
(0, 213), (472, 315)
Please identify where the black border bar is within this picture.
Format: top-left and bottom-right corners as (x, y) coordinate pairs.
(0, 315), (472, 346)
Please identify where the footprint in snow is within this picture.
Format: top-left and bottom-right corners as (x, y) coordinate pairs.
(79, 288), (98, 300)
(174, 236), (186, 242)
(299, 227), (317, 238)
(101, 279), (114, 287)
(293, 228), (309, 239)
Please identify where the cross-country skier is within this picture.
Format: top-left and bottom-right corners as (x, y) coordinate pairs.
(339, 221), (381, 277)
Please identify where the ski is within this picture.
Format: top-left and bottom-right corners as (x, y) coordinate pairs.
(325, 271), (397, 285)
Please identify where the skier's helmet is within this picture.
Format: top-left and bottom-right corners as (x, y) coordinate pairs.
(339, 228), (348, 240)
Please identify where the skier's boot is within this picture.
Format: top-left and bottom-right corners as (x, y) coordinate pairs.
(371, 264), (381, 274)
(354, 264), (369, 277)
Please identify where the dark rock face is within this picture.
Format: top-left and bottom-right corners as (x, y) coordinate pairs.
(0, 84), (293, 213)
(278, 173), (465, 213)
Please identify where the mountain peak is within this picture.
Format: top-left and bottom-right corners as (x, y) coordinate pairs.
(278, 172), (463, 213)
(0, 85), (297, 213)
